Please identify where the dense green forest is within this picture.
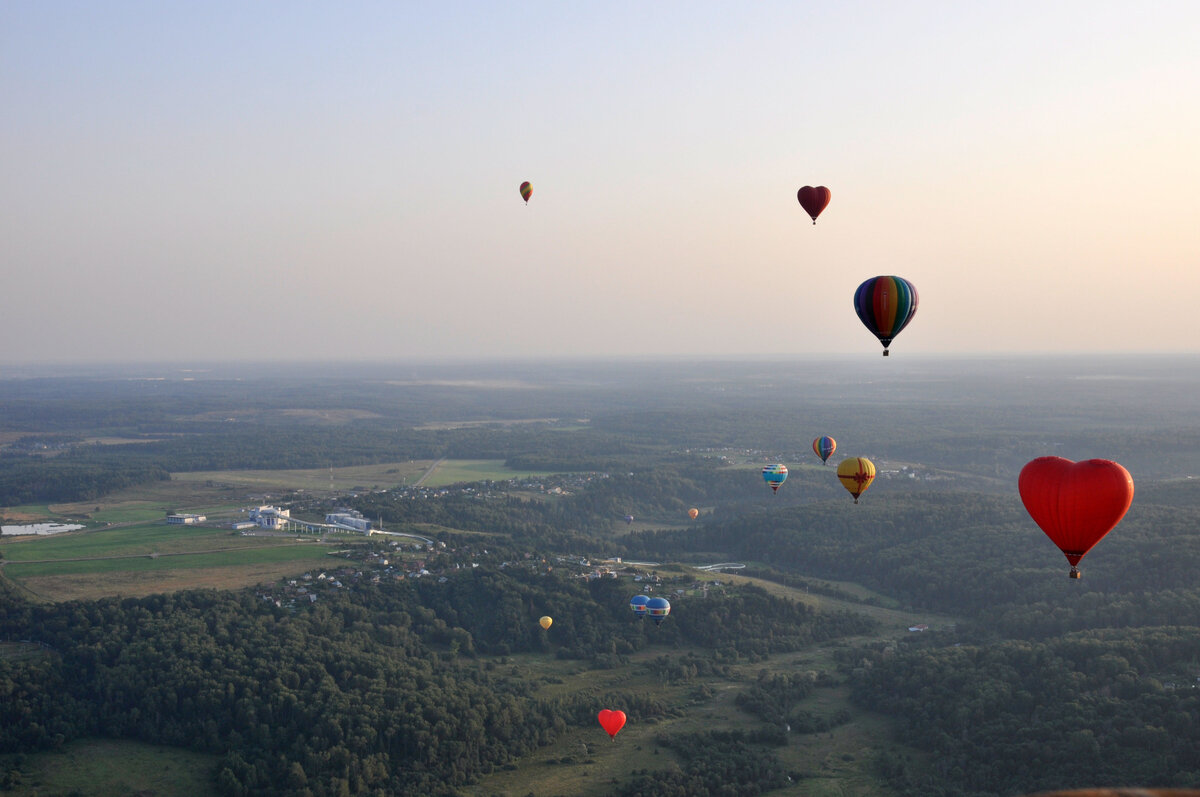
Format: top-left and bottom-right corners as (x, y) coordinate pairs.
(6, 358), (1200, 795)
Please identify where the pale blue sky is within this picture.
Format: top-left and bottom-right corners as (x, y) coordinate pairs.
(3, 2), (1199, 363)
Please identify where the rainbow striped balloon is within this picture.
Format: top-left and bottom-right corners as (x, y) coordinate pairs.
(854, 276), (918, 356)
(812, 436), (836, 465)
(519, 181), (532, 204)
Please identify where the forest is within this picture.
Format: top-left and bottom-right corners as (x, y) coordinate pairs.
(4, 357), (1200, 795)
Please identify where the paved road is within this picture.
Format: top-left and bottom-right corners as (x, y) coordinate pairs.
(413, 457), (447, 487)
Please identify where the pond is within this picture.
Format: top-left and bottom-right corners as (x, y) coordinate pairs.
(1, 522), (85, 536)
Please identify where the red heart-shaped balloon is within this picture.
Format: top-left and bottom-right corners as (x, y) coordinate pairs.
(598, 709), (626, 739)
(1018, 457), (1134, 572)
(797, 185), (831, 223)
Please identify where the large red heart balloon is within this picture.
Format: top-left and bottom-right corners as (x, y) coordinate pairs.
(1018, 457), (1134, 576)
(598, 709), (626, 739)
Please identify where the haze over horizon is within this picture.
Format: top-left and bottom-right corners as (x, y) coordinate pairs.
(4, 2), (1199, 365)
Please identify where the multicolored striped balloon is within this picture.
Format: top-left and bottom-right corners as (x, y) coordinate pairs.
(519, 181), (532, 204)
(854, 276), (918, 356)
(812, 436), (836, 465)
(836, 457), (876, 504)
(762, 464), (788, 493)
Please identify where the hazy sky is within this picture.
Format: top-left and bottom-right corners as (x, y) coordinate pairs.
(3, 2), (1199, 364)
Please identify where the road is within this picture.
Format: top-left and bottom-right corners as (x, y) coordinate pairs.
(413, 457), (446, 487)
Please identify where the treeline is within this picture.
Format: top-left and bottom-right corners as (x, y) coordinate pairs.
(0, 565), (868, 796)
(614, 730), (792, 797)
(845, 627), (1200, 796)
(0, 460), (170, 506)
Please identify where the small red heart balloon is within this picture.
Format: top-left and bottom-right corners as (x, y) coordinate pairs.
(1018, 457), (1134, 574)
(797, 185), (831, 223)
(598, 709), (626, 739)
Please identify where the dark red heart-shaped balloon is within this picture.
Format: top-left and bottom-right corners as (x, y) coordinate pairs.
(797, 185), (831, 223)
(1018, 457), (1134, 572)
(598, 709), (626, 739)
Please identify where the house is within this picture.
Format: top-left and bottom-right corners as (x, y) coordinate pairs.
(167, 514), (206, 525)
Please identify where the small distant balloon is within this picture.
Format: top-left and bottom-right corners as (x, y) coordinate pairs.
(598, 709), (626, 740)
(854, 276), (918, 356)
(646, 597), (671, 626)
(837, 457), (876, 503)
(797, 185), (831, 224)
(812, 436), (836, 465)
(624, 514), (635, 525)
(687, 508), (699, 520)
(539, 616), (552, 630)
(630, 594), (650, 619)
(762, 464), (788, 493)
(519, 181), (532, 204)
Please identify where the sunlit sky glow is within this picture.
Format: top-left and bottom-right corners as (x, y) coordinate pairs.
(3, 2), (1199, 363)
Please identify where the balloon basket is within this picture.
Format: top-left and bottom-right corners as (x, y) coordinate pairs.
(882, 350), (890, 357)
(1069, 568), (1081, 579)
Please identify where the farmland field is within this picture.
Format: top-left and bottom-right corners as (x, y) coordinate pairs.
(0, 520), (358, 601)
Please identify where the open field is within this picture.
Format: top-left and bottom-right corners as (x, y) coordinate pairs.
(419, 459), (568, 487)
(0, 520), (357, 601)
(172, 460), (431, 494)
(6, 558), (338, 602)
(0, 738), (219, 797)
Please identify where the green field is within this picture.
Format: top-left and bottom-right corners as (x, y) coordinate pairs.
(419, 459), (567, 488)
(172, 461), (431, 493)
(0, 738), (219, 796)
(0, 520), (358, 602)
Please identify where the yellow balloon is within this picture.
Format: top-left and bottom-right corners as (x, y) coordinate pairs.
(836, 457), (876, 504)
(688, 508), (699, 519)
(539, 616), (552, 630)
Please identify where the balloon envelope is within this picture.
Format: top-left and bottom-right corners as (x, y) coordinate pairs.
(630, 594), (650, 619)
(813, 436), (836, 465)
(1018, 457), (1134, 577)
(762, 464), (788, 492)
(646, 597), (671, 626)
(797, 185), (831, 223)
(854, 276), (919, 355)
(539, 616), (552, 630)
(837, 457), (876, 503)
(624, 514), (634, 525)
(598, 709), (627, 739)
(687, 508), (699, 520)
(519, 181), (532, 203)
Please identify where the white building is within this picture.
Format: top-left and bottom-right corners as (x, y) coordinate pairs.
(325, 510), (372, 534)
(249, 506), (290, 530)
(166, 514), (206, 525)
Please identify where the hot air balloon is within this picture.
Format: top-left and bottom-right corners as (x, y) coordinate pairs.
(630, 594), (650, 619)
(854, 276), (919, 356)
(624, 514), (635, 526)
(519, 181), (532, 204)
(646, 597), (671, 626)
(837, 457), (875, 503)
(1018, 457), (1134, 579)
(539, 616), (552, 630)
(598, 709), (626, 740)
(797, 185), (831, 224)
(813, 436), (836, 465)
(762, 464), (788, 493)
(688, 508), (699, 520)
